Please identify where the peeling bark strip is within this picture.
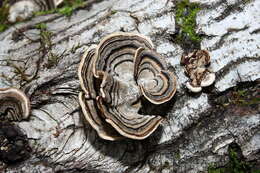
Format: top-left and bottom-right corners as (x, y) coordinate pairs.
(0, 0), (259, 172)
(78, 32), (177, 140)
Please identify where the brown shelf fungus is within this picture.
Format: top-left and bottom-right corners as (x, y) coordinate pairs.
(134, 47), (177, 104)
(181, 50), (216, 93)
(78, 32), (177, 140)
(8, 0), (64, 23)
(0, 88), (30, 121)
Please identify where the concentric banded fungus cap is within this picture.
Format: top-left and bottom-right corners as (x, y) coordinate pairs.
(8, 0), (63, 23)
(95, 71), (163, 140)
(0, 88), (30, 121)
(94, 32), (164, 140)
(53, 0), (64, 7)
(78, 32), (177, 140)
(93, 32), (154, 78)
(78, 46), (122, 140)
(134, 47), (177, 104)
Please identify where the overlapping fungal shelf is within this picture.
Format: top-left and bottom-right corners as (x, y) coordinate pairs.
(0, 88), (30, 121)
(0, 0), (259, 172)
(8, 0), (63, 23)
(78, 32), (177, 140)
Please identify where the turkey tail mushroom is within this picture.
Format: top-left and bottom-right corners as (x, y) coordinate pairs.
(78, 32), (177, 140)
(134, 48), (177, 104)
(0, 88), (30, 121)
(96, 71), (163, 140)
(93, 32), (154, 78)
(8, 0), (64, 23)
(96, 96), (163, 140)
(78, 93), (122, 141)
(78, 46), (122, 141)
(78, 45), (98, 99)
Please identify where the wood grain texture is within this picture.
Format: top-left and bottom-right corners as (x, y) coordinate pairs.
(0, 0), (259, 172)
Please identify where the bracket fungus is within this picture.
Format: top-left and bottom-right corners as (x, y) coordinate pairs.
(8, 0), (64, 23)
(78, 32), (177, 140)
(0, 88), (30, 121)
(181, 50), (216, 93)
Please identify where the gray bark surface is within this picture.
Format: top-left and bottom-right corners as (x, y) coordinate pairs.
(0, 0), (259, 172)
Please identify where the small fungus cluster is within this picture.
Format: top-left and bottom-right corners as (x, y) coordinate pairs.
(0, 88), (30, 121)
(78, 32), (177, 140)
(181, 50), (215, 93)
(0, 89), (31, 164)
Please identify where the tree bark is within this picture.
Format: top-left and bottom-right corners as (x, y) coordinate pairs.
(0, 0), (259, 172)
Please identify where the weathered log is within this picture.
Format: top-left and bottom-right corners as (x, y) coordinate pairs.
(0, 0), (259, 172)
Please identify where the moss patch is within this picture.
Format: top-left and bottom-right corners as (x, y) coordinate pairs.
(36, 23), (57, 68)
(172, 0), (201, 49)
(35, 23), (47, 30)
(175, 0), (201, 42)
(35, 23), (66, 69)
(0, 0), (85, 33)
(0, 57), (36, 87)
(211, 81), (259, 116)
(214, 82), (260, 107)
(208, 143), (259, 173)
(34, 0), (85, 17)
(0, 0), (10, 32)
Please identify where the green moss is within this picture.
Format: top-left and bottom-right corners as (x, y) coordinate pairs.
(46, 52), (62, 69)
(40, 30), (53, 48)
(57, 6), (74, 16)
(110, 10), (117, 15)
(35, 24), (64, 69)
(34, 9), (56, 16)
(0, 24), (9, 32)
(175, 0), (202, 44)
(175, 151), (181, 160)
(163, 161), (170, 169)
(34, 0), (84, 17)
(208, 148), (253, 173)
(231, 88), (260, 106)
(216, 83), (260, 107)
(229, 149), (250, 173)
(35, 23), (47, 30)
(59, 0), (85, 16)
(0, 0), (85, 33)
(0, 58), (36, 87)
(0, 0), (10, 32)
(208, 165), (225, 173)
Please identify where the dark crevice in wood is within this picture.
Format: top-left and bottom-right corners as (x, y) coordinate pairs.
(213, 0), (250, 22)
(215, 57), (259, 84)
(208, 25), (249, 51)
